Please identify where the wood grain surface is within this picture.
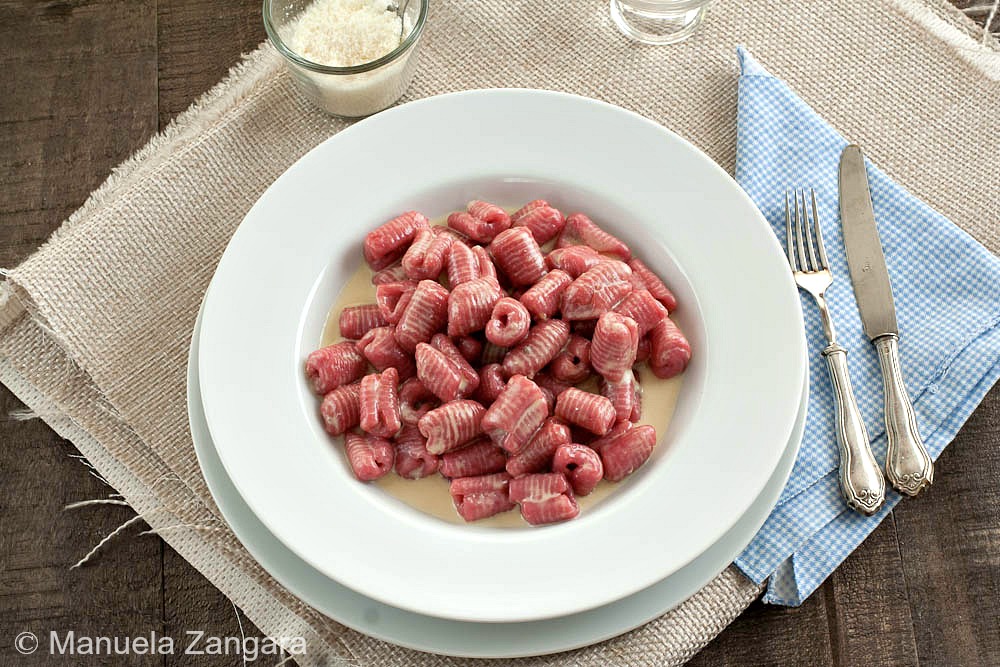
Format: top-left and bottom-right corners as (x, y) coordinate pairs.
(0, 2), (997, 665)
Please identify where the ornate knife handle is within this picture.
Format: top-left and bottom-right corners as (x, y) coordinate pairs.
(874, 335), (933, 495)
(823, 344), (886, 515)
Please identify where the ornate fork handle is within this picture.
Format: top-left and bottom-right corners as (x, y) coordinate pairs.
(823, 343), (886, 515)
(875, 335), (933, 495)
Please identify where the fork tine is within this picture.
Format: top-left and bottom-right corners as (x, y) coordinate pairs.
(801, 190), (820, 271)
(793, 189), (808, 271)
(811, 189), (829, 269)
(784, 191), (797, 270)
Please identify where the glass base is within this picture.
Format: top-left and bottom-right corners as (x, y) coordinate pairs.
(610, 0), (708, 45)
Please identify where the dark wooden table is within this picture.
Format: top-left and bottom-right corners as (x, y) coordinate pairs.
(1, 2), (997, 665)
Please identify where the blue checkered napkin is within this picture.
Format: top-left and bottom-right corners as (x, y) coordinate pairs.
(731, 47), (1000, 606)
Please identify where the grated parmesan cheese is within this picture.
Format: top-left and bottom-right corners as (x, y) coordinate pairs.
(290, 0), (410, 68)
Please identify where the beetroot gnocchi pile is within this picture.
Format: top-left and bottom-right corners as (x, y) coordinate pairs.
(305, 200), (691, 526)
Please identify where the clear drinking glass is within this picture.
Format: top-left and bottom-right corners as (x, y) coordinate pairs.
(610, 0), (712, 45)
(263, 0), (428, 118)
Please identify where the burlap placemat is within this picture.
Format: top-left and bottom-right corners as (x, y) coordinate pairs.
(2, 0), (997, 664)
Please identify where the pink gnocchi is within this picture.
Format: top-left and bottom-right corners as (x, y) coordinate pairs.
(338, 304), (387, 340)
(591, 312), (640, 382)
(506, 417), (571, 477)
(473, 363), (507, 406)
(557, 212), (631, 261)
(416, 343), (472, 401)
(450, 472), (516, 521)
(344, 432), (395, 481)
(554, 387), (616, 436)
(446, 240), (479, 286)
(440, 437), (508, 478)
(305, 341), (366, 394)
(548, 334), (592, 384)
(519, 269), (572, 320)
(559, 261), (634, 320)
(509, 473), (580, 525)
(649, 317), (692, 379)
(481, 375), (549, 454)
(490, 227), (546, 287)
(394, 279), (450, 352)
(447, 277), (503, 337)
(600, 424), (657, 482)
(511, 200), (565, 245)
(363, 210), (430, 271)
(546, 245), (603, 278)
(359, 367), (402, 439)
(613, 289), (668, 336)
(308, 200), (690, 526)
(628, 257), (678, 311)
(430, 334), (480, 393)
(402, 228), (453, 281)
(502, 318), (570, 378)
(375, 280), (416, 325)
(393, 424), (439, 479)
(419, 399), (486, 455)
(398, 377), (439, 425)
(319, 383), (361, 436)
(552, 443), (604, 496)
(357, 326), (416, 379)
(447, 201), (511, 243)
(485, 297), (531, 347)
(600, 370), (641, 423)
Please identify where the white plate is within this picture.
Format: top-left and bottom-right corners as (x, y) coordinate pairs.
(189, 302), (807, 658)
(198, 89), (806, 622)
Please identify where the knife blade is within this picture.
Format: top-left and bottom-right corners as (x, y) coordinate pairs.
(838, 145), (897, 340)
(838, 144), (933, 496)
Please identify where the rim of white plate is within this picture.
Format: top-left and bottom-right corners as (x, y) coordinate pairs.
(198, 89), (806, 623)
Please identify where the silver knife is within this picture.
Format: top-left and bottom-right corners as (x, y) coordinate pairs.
(839, 145), (933, 496)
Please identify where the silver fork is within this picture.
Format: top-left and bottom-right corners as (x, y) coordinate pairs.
(785, 189), (886, 516)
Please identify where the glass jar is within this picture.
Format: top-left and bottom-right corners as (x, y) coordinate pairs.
(264, 0), (428, 118)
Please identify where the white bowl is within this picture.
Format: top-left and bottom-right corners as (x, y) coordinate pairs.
(198, 89), (806, 623)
